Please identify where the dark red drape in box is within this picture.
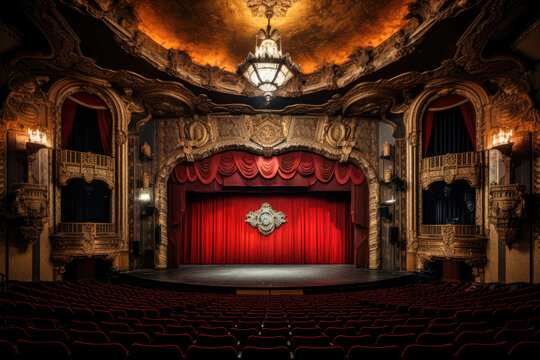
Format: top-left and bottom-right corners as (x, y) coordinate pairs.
(181, 192), (353, 264)
(61, 93), (112, 156)
(422, 95), (476, 156)
(167, 151), (368, 268)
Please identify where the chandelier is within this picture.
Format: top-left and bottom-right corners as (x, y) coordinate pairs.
(237, 11), (300, 103)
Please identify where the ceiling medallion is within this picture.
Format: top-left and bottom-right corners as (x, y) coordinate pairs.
(246, 203), (287, 236)
(237, 2), (300, 103)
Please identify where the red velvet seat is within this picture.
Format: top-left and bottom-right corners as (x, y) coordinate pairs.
(375, 333), (416, 349)
(358, 325), (391, 338)
(416, 331), (455, 345)
(71, 320), (100, 331)
(142, 317), (177, 326)
(290, 320), (316, 329)
(241, 345), (291, 360)
(209, 320), (235, 329)
(455, 342), (508, 360)
(456, 322), (489, 332)
(5, 316), (31, 328)
(508, 341), (540, 360)
(324, 326), (356, 341)
(166, 324), (197, 338)
(185, 345), (238, 360)
(335, 335), (371, 349)
(153, 333), (193, 353)
(0, 326), (29, 342)
(237, 321), (261, 330)
(0, 339), (18, 360)
(294, 345), (345, 360)
(405, 318), (431, 327)
(347, 345), (400, 360)
(318, 320), (343, 330)
(197, 326), (228, 335)
(345, 320), (372, 331)
(100, 321), (131, 333)
(426, 323), (457, 333)
(16, 339), (71, 360)
(28, 327), (69, 343)
(71, 341), (129, 360)
(68, 329), (109, 343)
(260, 327), (290, 339)
(505, 319), (528, 329)
(392, 324), (425, 335)
(179, 319), (208, 329)
(133, 323), (165, 337)
(246, 335), (287, 348)
(494, 327), (535, 345)
(290, 335), (331, 350)
(263, 320), (289, 329)
(196, 334), (238, 348)
(109, 331), (151, 347)
(401, 343), (455, 360)
(292, 326), (323, 337)
(130, 343), (183, 360)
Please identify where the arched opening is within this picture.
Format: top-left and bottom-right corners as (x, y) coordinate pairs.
(166, 150), (369, 268)
(61, 92), (112, 156)
(423, 95), (476, 157)
(422, 180), (475, 225)
(61, 179), (111, 223)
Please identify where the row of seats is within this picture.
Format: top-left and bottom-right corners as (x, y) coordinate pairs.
(0, 280), (538, 359)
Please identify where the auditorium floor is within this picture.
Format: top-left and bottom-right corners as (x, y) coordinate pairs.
(122, 265), (414, 290)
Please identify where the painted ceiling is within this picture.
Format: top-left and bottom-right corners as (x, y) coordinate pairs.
(126, 0), (412, 74)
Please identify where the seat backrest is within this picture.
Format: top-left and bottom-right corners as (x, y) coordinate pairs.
(16, 339), (71, 360)
(241, 346), (291, 360)
(68, 329), (109, 343)
(185, 345), (237, 360)
(358, 326), (391, 338)
(196, 334), (237, 348)
(508, 341), (540, 360)
(347, 345), (400, 360)
(376, 333), (416, 348)
(71, 341), (128, 360)
(246, 335), (287, 348)
(197, 326), (228, 335)
(333, 335), (372, 352)
(290, 335), (331, 350)
(294, 346), (345, 360)
(166, 325), (197, 338)
(324, 326), (356, 341)
(456, 322), (489, 333)
(130, 343), (183, 360)
(401, 343), (455, 360)
(109, 331), (151, 347)
(28, 327), (69, 343)
(455, 342), (508, 360)
(260, 327), (290, 339)
(494, 328), (534, 345)
(454, 330), (495, 346)
(393, 325), (426, 335)
(0, 339), (18, 360)
(416, 331), (456, 345)
(292, 327), (323, 337)
(100, 321), (131, 333)
(229, 327), (258, 344)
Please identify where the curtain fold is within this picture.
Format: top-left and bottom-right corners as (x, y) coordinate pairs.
(180, 192), (353, 264)
(61, 93), (112, 156)
(169, 151), (365, 185)
(423, 95), (476, 157)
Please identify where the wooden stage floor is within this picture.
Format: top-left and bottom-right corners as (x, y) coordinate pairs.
(122, 265), (414, 291)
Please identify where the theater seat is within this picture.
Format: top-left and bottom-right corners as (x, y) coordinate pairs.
(109, 331), (151, 348)
(455, 342), (508, 360)
(185, 345), (238, 360)
(376, 333), (416, 349)
(246, 335), (287, 348)
(0, 340), (18, 360)
(131, 343), (183, 360)
(294, 345), (345, 360)
(324, 326), (356, 341)
(454, 330), (495, 346)
(28, 327), (69, 343)
(508, 341), (540, 360)
(71, 341), (129, 360)
(493, 327), (535, 346)
(347, 345), (401, 360)
(290, 335), (331, 350)
(68, 329), (109, 343)
(229, 328), (258, 345)
(401, 343), (454, 360)
(152, 333), (193, 353)
(416, 331), (456, 345)
(196, 334), (238, 348)
(292, 327), (323, 337)
(16, 339), (71, 360)
(241, 346), (291, 360)
(333, 335), (372, 353)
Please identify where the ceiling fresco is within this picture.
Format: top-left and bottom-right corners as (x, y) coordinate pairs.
(126, 0), (412, 74)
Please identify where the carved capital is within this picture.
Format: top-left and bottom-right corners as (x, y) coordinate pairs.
(10, 183), (49, 243)
(489, 183), (526, 248)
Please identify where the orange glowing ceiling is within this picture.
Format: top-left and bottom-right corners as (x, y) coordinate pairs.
(126, 0), (412, 74)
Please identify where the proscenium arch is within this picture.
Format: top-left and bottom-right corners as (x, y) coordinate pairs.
(154, 144), (381, 270)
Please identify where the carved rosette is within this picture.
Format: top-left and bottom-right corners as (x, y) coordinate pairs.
(324, 117), (356, 162)
(178, 117), (213, 161)
(10, 183), (49, 243)
(489, 184), (526, 248)
(248, 114), (290, 148)
(246, 203), (287, 236)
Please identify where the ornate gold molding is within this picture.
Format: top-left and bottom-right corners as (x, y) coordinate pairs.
(420, 151), (482, 189)
(10, 183), (49, 243)
(489, 184), (526, 248)
(56, 150), (115, 189)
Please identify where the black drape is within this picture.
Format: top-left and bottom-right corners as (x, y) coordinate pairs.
(422, 180), (475, 225)
(66, 105), (105, 155)
(61, 179), (111, 222)
(425, 107), (474, 157)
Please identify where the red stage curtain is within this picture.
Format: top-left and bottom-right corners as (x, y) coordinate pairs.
(422, 95), (475, 156)
(170, 151), (365, 185)
(61, 93), (112, 156)
(181, 192), (353, 264)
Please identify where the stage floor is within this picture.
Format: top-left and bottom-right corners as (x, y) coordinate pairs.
(123, 265), (414, 290)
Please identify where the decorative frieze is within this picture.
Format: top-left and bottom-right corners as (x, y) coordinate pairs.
(420, 151), (482, 189)
(56, 149), (115, 188)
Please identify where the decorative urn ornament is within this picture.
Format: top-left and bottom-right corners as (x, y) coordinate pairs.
(246, 203), (287, 236)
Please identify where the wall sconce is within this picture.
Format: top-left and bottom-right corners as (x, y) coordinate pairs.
(492, 128), (512, 147)
(25, 128), (49, 184)
(138, 188), (152, 203)
(27, 128), (47, 145)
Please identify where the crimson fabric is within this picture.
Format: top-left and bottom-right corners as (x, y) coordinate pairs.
(180, 192), (353, 264)
(169, 151), (365, 185)
(61, 93), (112, 156)
(422, 95), (476, 156)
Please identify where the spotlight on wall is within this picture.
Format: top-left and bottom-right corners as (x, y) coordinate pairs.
(138, 189), (152, 203)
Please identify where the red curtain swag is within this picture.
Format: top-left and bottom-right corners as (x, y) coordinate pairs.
(422, 95), (476, 156)
(167, 151), (369, 268)
(169, 151), (365, 186)
(61, 92), (112, 156)
(180, 192), (353, 265)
